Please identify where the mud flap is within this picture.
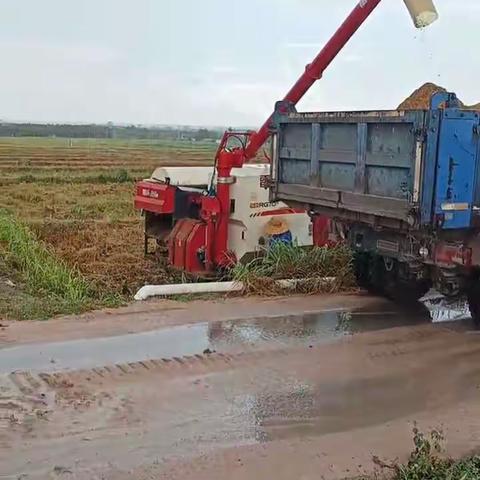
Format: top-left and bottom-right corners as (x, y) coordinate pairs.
(467, 283), (480, 329)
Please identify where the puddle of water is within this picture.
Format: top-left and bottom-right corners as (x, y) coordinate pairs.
(208, 309), (425, 351)
(0, 309), (417, 374)
(232, 363), (480, 443)
(0, 323), (209, 375)
(236, 375), (427, 441)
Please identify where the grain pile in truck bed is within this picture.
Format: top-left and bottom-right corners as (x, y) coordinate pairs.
(398, 82), (480, 110)
(398, 82), (446, 109)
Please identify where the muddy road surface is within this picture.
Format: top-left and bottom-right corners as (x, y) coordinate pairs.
(0, 294), (479, 479)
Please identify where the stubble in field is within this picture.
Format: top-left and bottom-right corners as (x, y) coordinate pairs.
(0, 137), (215, 319)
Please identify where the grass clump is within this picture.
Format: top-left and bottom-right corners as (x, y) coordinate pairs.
(364, 428), (480, 480)
(0, 210), (117, 319)
(232, 242), (354, 295)
(97, 168), (132, 184)
(394, 428), (480, 480)
(0, 210), (91, 302)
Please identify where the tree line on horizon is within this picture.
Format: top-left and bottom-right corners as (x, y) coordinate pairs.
(0, 123), (222, 141)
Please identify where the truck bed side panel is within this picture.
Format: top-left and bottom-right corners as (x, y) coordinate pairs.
(274, 111), (426, 222)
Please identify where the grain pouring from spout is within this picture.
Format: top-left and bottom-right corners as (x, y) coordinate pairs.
(403, 0), (439, 28)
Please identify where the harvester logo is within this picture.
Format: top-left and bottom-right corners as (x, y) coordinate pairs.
(249, 207), (304, 218)
(358, 0), (368, 7)
(142, 188), (159, 199)
(250, 201), (278, 209)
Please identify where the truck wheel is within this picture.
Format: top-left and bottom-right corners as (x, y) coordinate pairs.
(354, 253), (385, 295)
(467, 284), (480, 329)
(355, 253), (429, 309)
(385, 280), (430, 309)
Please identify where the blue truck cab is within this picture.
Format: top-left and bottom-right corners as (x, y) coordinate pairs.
(270, 92), (480, 323)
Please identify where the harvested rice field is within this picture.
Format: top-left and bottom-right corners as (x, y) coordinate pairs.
(0, 137), (217, 319)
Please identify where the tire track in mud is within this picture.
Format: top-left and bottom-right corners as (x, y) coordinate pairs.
(38, 349), (289, 390)
(0, 325), (475, 444)
(0, 371), (53, 448)
(0, 348), (291, 453)
(0, 349), (289, 420)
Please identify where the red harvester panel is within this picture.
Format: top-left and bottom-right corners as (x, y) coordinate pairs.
(134, 181), (175, 214)
(185, 222), (207, 273)
(167, 218), (206, 273)
(313, 216), (331, 247)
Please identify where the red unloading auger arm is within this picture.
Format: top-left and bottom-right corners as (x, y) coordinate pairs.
(244, 0), (384, 161)
(244, 0), (439, 160)
(211, 0), (438, 267)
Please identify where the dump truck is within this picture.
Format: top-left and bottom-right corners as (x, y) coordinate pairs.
(258, 3), (480, 325)
(269, 91), (480, 325)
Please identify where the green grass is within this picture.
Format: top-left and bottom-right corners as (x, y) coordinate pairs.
(393, 429), (480, 480)
(0, 211), (90, 301)
(0, 137), (218, 156)
(0, 136), (218, 148)
(232, 242), (355, 295)
(359, 429), (480, 480)
(0, 210), (122, 319)
(0, 287), (116, 321)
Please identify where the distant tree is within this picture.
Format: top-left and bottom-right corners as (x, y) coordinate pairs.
(194, 128), (221, 141)
(0, 123), (223, 141)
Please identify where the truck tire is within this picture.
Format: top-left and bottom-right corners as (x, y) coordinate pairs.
(355, 253), (429, 309)
(467, 284), (480, 329)
(384, 279), (430, 309)
(354, 253), (385, 295)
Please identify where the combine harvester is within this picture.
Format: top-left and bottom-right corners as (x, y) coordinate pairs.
(135, 164), (316, 275)
(135, 1), (442, 298)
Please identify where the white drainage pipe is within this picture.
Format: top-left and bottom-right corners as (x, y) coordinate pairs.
(134, 281), (243, 301)
(134, 277), (336, 301)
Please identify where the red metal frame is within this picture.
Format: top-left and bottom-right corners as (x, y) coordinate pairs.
(167, 219), (206, 273)
(210, 132), (246, 267)
(199, 195), (221, 270)
(434, 243), (473, 268)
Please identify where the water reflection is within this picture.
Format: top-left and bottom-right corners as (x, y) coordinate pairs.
(0, 297), (468, 374)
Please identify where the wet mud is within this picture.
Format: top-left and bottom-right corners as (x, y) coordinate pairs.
(1, 295), (479, 480)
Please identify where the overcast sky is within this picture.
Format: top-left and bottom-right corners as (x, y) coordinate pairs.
(1, 0), (479, 126)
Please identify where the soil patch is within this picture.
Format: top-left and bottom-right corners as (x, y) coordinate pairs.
(35, 220), (180, 295)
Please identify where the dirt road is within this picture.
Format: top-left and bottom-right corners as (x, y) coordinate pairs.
(1, 294), (479, 479)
